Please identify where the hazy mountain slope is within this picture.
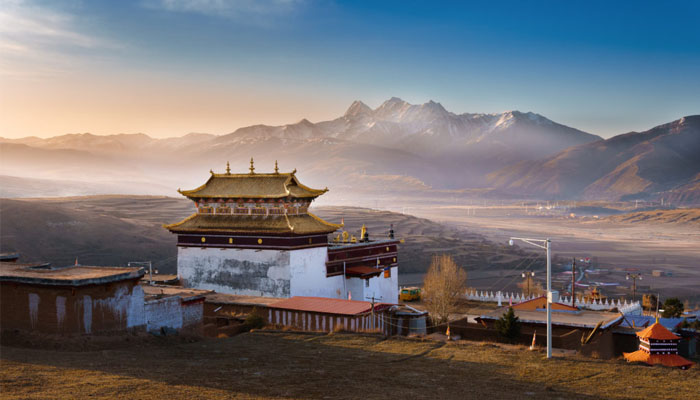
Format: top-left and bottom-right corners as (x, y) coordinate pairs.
(0, 98), (600, 194)
(488, 116), (700, 202)
(5, 98), (697, 203)
(0, 196), (529, 275)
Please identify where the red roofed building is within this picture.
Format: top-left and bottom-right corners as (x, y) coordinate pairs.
(512, 296), (579, 312)
(624, 320), (694, 369)
(266, 296), (393, 333)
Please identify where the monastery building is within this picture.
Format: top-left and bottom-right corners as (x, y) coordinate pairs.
(165, 159), (400, 303)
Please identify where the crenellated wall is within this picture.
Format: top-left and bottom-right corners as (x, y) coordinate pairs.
(462, 289), (643, 315)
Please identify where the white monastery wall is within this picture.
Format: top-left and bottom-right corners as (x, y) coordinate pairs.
(344, 266), (398, 303)
(178, 246), (296, 297)
(289, 247), (344, 298)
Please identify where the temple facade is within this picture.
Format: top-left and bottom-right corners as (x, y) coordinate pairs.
(165, 160), (400, 302)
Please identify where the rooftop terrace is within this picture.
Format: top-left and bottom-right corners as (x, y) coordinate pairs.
(0, 262), (144, 286)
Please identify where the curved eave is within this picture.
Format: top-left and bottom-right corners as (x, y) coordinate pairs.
(289, 174), (329, 197)
(308, 212), (343, 230)
(163, 213), (198, 231)
(177, 172), (326, 199)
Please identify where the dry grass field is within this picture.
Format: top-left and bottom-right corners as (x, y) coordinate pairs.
(1, 331), (698, 399)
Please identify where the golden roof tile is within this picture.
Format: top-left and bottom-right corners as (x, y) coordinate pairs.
(163, 212), (341, 235)
(178, 171), (327, 199)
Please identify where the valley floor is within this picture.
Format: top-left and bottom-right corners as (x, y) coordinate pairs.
(409, 205), (700, 301)
(1, 331), (698, 399)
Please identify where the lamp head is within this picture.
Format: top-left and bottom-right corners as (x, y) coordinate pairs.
(508, 239), (514, 246)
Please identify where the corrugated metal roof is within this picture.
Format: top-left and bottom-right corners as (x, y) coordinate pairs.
(620, 316), (684, 331)
(269, 296), (390, 315)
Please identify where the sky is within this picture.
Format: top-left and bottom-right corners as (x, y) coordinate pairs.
(1, 0), (699, 139)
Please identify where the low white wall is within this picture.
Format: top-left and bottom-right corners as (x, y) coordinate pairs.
(144, 296), (183, 332)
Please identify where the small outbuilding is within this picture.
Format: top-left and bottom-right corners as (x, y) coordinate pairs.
(624, 320), (694, 369)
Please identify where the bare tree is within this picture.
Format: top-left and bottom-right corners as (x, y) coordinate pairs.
(422, 255), (467, 324)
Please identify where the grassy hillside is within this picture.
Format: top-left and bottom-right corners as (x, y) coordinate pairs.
(0, 196), (526, 274)
(2, 331), (697, 399)
(602, 208), (700, 225)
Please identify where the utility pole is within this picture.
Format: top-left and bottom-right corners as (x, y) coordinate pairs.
(128, 261), (153, 285)
(522, 270), (535, 298)
(366, 295), (382, 331)
(571, 258), (576, 308)
(626, 273), (642, 302)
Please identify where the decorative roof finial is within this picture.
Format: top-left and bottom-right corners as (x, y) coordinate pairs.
(249, 157), (255, 174)
(226, 161), (231, 175)
(274, 160), (279, 174)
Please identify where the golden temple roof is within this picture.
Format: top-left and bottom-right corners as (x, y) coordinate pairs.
(178, 161), (328, 199)
(164, 212), (341, 235)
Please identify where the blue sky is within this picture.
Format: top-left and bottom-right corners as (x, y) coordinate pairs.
(1, 0), (699, 138)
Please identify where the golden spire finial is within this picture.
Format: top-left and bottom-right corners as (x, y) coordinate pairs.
(226, 161), (231, 175)
(249, 157), (255, 174)
(274, 160), (279, 174)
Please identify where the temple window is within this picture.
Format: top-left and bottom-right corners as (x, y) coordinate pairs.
(216, 205), (231, 214)
(269, 205), (284, 215)
(251, 203), (267, 215)
(198, 206), (213, 214)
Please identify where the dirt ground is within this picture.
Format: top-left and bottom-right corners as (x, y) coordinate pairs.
(1, 331), (698, 400)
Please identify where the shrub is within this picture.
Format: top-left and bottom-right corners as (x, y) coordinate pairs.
(661, 298), (684, 318)
(495, 307), (521, 342)
(244, 308), (266, 330)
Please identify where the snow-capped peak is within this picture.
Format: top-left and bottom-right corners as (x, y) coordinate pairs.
(344, 100), (372, 117)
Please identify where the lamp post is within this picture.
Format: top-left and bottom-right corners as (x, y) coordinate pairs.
(626, 273), (642, 302)
(128, 261), (153, 285)
(510, 237), (552, 359)
(521, 270), (535, 298)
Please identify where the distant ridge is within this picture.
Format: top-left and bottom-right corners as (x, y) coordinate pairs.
(1, 99), (697, 204)
(488, 115), (700, 202)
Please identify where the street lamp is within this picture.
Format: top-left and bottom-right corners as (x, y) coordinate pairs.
(522, 270), (535, 298)
(626, 273), (642, 302)
(128, 261), (153, 285)
(510, 237), (553, 359)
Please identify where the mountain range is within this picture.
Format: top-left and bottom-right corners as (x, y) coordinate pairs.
(1, 98), (698, 204)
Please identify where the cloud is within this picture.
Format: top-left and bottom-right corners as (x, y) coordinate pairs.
(143, 0), (306, 22)
(0, 0), (120, 79)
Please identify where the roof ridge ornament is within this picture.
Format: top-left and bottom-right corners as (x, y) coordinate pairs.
(226, 161), (231, 175)
(274, 160), (279, 174)
(249, 157), (255, 174)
